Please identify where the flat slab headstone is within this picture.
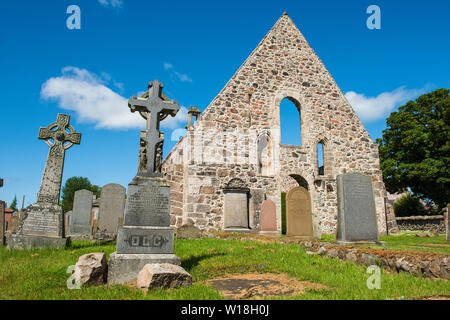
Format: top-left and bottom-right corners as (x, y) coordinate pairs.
(224, 192), (249, 229)
(96, 183), (125, 239)
(336, 173), (379, 242)
(69, 189), (93, 236)
(286, 186), (313, 238)
(260, 199), (277, 231)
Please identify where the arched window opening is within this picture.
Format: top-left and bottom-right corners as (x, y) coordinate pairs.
(280, 97), (301, 146)
(317, 142), (324, 176)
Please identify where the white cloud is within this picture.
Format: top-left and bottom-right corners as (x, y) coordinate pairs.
(345, 86), (427, 122)
(41, 66), (188, 130)
(163, 62), (192, 83)
(98, 0), (123, 9)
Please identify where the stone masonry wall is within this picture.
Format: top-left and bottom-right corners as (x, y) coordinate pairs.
(162, 13), (388, 236)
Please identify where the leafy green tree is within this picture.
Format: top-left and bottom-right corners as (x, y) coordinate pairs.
(377, 89), (450, 209)
(60, 176), (94, 212)
(90, 185), (102, 198)
(9, 195), (18, 212)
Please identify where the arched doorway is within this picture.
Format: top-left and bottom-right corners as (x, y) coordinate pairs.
(286, 186), (313, 238)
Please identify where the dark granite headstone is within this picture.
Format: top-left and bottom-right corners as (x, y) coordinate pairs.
(337, 173), (378, 242)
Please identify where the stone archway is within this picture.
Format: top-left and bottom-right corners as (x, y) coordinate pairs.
(286, 186), (313, 238)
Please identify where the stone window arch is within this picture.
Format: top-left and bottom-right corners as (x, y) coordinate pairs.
(280, 97), (302, 146)
(315, 137), (333, 177)
(257, 131), (274, 176)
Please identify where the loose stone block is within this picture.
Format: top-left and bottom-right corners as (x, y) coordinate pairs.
(69, 189), (93, 236)
(73, 252), (107, 286)
(336, 173), (378, 242)
(137, 263), (192, 290)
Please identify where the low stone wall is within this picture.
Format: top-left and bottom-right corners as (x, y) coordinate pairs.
(301, 242), (449, 280)
(395, 215), (445, 233)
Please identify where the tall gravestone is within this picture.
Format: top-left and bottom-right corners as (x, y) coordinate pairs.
(8, 114), (81, 249)
(0, 201), (5, 246)
(94, 183), (126, 240)
(68, 189), (93, 236)
(108, 80), (183, 284)
(336, 173), (379, 243)
(286, 186), (313, 239)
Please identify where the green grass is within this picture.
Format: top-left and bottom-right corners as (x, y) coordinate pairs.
(320, 232), (450, 254)
(0, 237), (448, 300)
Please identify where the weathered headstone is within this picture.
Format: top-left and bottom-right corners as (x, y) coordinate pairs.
(7, 114), (81, 249)
(68, 189), (93, 236)
(108, 80), (183, 284)
(336, 173), (379, 242)
(94, 183), (125, 240)
(0, 201), (5, 246)
(286, 186), (313, 239)
(223, 178), (250, 231)
(260, 199), (277, 232)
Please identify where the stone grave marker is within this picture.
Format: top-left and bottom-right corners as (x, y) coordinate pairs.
(336, 173), (378, 242)
(8, 114), (81, 249)
(108, 80), (183, 284)
(260, 199), (277, 232)
(286, 186), (313, 238)
(68, 189), (93, 236)
(95, 183), (126, 240)
(223, 178), (250, 231)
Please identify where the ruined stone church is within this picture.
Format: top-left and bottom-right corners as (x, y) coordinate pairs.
(162, 13), (389, 238)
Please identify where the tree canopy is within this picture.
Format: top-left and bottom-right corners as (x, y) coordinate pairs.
(60, 176), (101, 212)
(376, 88), (450, 209)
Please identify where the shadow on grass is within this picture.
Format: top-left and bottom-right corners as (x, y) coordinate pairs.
(181, 252), (225, 272)
(67, 240), (115, 249)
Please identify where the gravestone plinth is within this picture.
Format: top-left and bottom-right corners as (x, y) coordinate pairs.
(336, 173), (379, 244)
(108, 176), (180, 284)
(7, 203), (69, 249)
(68, 189), (93, 237)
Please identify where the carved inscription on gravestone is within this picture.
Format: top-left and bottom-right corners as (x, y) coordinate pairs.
(124, 178), (170, 226)
(337, 173), (378, 241)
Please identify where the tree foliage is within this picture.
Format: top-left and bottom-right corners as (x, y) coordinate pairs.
(9, 195), (18, 212)
(376, 89), (450, 208)
(393, 192), (428, 217)
(60, 177), (99, 212)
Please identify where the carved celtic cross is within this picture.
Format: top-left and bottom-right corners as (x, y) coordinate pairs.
(128, 80), (180, 176)
(37, 114), (81, 204)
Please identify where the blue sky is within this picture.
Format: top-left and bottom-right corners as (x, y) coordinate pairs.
(0, 0), (449, 208)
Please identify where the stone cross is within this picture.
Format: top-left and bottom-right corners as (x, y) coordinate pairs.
(37, 114), (81, 205)
(186, 106), (201, 130)
(128, 80), (180, 176)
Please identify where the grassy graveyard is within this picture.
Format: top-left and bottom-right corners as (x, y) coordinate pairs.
(0, 235), (448, 300)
